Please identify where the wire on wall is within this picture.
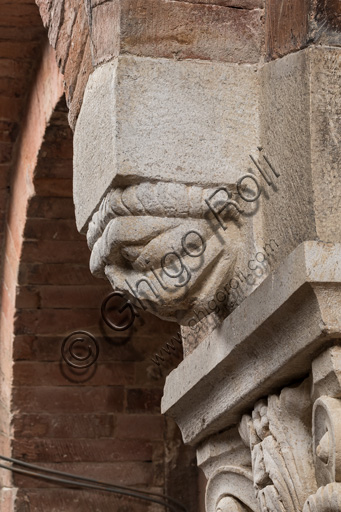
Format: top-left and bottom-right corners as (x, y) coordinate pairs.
(0, 455), (187, 512)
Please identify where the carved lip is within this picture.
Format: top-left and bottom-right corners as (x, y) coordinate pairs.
(86, 181), (232, 251)
(87, 180), (240, 281)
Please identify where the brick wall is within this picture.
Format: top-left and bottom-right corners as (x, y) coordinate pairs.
(35, 0), (265, 130)
(0, 58), (198, 511)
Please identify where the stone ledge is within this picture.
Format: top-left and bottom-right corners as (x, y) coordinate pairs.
(161, 241), (341, 444)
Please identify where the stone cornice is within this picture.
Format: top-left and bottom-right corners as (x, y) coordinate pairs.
(161, 241), (341, 444)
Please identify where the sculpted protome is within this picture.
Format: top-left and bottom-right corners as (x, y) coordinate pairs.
(74, 57), (260, 323)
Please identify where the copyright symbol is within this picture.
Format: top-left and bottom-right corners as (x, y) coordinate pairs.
(101, 292), (137, 331)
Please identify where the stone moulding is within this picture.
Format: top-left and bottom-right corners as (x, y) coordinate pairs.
(205, 465), (259, 512)
(194, 345), (341, 511)
(161, 241), (341, 445)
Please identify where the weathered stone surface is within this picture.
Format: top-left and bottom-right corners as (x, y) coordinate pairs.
(265, 0), (310, 59)
(90, 0), (120, 65)
(173, 0), (264, 7)
(312, 347), (341, 401)
(162, 242), (341, 444)
(266, 0), (341, 60)
(74, 55), (260, 231)
(35, 0), (93, 130)
(37, 0), (264, 130)
(74, 55), (260, 321)
(120, 0), (263, 63)
(260, 47), (341, 267)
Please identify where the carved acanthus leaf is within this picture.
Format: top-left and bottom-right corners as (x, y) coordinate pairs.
(239, 379), (317, 512)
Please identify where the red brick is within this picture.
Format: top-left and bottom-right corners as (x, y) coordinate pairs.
(120, 0), (263, 63)
(13, 438), (153, 462)
(115, 414), (165, 440)
(0, 188), (9, 211)
(0, 58), (33, 79)
(0, 79), (26, 107)
(47, 0), (64, 47)
(0, 120), (19, 143)
(0, 41), (41, 59)
(34, 178), (73, 197)
(0, 26), (45, 42)
(27, 197), (75, 219)
(14, 308), (100, 335)
(12, 412), (115, 438)
(13, 361), (135, 386)
(0, 164), (10, 188)
(13, 334), (141, 362)
(20, 240), (90, 264)
(91, 0), (120, 65)
(0, 3), (43, 23)
(38, 284), (109, 308)
(265, 0), (310, 60)
(63, 2), (89, 104)
(0, 142), (12, 163)
(15, 285), (40, 309)
(53, 0), (77, 73)
(38, 136), (73, 160)
(0, 97), (21, 123)
(12, 386), (125, 413)
(23, 218), (83, 241)
(176, 0), (263, 6)
(15, 485), (154, 510)
(127, 388), (162, 413)
(43, 122), (71, 140)
(34, 157), (73, 179)
(18, 263), (97, 285)
(16, 284), (109, 310)
(67, 36), (93, 129)
(14, 461), (156, 488)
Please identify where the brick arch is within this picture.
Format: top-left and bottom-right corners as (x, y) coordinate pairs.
(1, 93), (197, 511)
(0, 0), (202, 509)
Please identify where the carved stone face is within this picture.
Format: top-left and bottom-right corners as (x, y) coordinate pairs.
(74, 56), (259, 323)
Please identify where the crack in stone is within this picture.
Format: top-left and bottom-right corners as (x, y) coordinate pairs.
(167, 0), (259, 11)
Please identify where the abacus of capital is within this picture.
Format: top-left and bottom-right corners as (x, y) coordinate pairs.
(36, 0), (341, 509)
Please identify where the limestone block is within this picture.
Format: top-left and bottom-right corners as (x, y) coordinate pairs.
(74, 55), (260, 232)
(260, 47), (341, 267)
(197, 428), (252, 478)
(312, 347), (341, 401)
(161, 242), (341, 444)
